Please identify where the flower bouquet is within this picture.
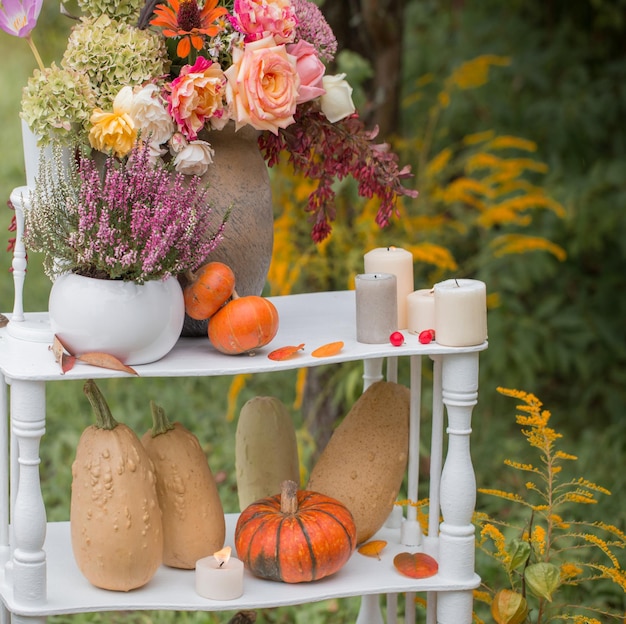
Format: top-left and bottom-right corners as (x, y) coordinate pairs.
(5, 0), (417, 243)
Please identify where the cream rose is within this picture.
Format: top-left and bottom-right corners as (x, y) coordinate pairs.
(130, 84), (175, 147)
(320, 74), (356, 123)
(89, 86), (137, 157)
(172, 139), (215, 176)
(225, 35), (299, 134)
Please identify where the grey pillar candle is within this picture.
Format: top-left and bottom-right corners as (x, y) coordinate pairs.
(355, 273), (398, 344)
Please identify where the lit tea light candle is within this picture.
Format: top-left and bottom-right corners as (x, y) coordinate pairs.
(195, 546), (244, 601)
(363, 247), (414, 329)
(355, 273), (398, 344)
(433, 279), (487, 347)
(407, 288), (435, 335)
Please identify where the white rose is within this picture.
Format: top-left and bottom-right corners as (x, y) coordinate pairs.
(173, 140), (215, 176)
(130, 84), (175, 147)
(319, 74), (356, 123)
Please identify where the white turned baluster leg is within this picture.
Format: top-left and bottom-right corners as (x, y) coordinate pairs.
(357, 357), (386, 624)
(8, 189), (29, 324)
(0, 376), (9, 569)
(436, 353), (479, 624)
(425, 355), (444, 624)
(386, 593), (398, 624)
(10, 379), (47, 607)
(363, 358), (384, 391)
(355, 594), (384, 624)
(401, 355), (422, 547)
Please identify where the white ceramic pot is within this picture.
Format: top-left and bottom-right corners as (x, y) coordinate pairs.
(49, 273), (185, 365)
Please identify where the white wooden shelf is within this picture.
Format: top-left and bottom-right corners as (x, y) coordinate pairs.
(0, 290), (487, 623)
(0, 518), (479, 617)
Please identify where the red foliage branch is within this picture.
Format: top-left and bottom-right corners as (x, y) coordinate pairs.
(258, 101), (418, 243)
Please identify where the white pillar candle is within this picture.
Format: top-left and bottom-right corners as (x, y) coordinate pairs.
(407, 288), (435, 335)
(363, 247), (414, 329)
(433, 279), (487, 347)
(195, 547), (244, 600)
(355, 273), (398, 344)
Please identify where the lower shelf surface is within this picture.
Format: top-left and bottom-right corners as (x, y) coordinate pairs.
(0, 517), (480, 616)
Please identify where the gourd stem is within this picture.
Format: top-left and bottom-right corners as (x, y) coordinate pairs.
(150, 400), (175, 437)
(280, 480), (299, 515)
(83, 379), (119, 430)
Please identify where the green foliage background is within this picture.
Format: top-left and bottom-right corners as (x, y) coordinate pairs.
(0, 0), (624, 621)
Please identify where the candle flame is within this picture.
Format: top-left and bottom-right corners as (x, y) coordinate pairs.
(214, 546), (231, 567)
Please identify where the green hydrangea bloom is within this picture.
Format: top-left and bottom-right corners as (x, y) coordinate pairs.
(20, 63), (96, 147)
(76, 0), (145, 24)
(62, 15), (170, 111)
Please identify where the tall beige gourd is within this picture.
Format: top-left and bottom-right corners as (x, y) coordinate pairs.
(307, 381), (410, 544)
(141, 401), (225, 569)
(235, 396), (300, 510)
(71, 380), (163, 591)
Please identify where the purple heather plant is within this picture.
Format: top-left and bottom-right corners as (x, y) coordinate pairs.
(24, 142), (228, 283)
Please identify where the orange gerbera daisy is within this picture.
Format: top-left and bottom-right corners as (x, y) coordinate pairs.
(151, 0), (228, 59)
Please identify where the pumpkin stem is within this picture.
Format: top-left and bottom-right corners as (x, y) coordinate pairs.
(149, 400), (175, 437)
(83, 379), (119, 431)
(280, 480), (299, 515)
(232, 289), (240, 301)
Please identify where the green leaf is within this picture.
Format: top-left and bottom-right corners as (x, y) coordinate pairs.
(507, 538), (531, 571)
(524, 562), (560, 601)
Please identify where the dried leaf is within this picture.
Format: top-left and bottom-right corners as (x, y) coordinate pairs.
(77, 352), (139, 376)
(311, 341), (344, 358)
(393, 552), (438, 579)
(358, 540), (387, 559)
(268, 343), (305, 361)
(491, 589), (529, 624)
(51, 335), (65, 363)
(50, 335), (77, 374)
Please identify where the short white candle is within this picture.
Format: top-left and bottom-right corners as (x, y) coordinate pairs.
(433, 279), (487, 347)
(407, 289), (435, 335)
(195, 546), (244, 601)
(363, 247), (414, 329)
(355, 273), (398, 344)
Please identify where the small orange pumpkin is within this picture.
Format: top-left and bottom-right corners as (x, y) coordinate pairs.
(208, 293), (279, 354)
(235, 480), (357, 583)
(183, 262), (235, 320)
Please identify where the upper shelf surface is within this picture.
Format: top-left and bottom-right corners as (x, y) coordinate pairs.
(0, 290), (486, 381)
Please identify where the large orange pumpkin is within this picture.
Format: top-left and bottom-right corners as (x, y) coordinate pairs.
(183, 261), (235, 320)
(234, 480), (357, 583)
(208, 293), (279, 354)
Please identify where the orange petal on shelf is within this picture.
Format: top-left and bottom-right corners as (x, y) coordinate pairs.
(393, 552), (438, 579)
(77, 352), (139, 376)
(268, 343), (305, 361)
(358, 540), (388, 559)
(311, 341), (344, 358)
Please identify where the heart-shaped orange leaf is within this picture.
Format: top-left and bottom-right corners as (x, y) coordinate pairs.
(268, 343), (305, 361)
(311, 341), (344, 358)
(393, 552), (438, 579)
(358, 540), (388, 559)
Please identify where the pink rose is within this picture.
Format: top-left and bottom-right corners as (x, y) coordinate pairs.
(225, 35), (299, 134)
(231, 0), (297, 44)
(287, 40), (326, 104)
(168, 56), (227, 140)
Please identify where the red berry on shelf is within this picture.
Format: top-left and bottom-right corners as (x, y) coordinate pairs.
(389, 331), (404, 347)
(418, 329), (435, 344)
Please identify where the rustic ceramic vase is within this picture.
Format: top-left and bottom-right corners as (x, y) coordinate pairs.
(181, 123), (274, 336)
(48, 273), (185, 365)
